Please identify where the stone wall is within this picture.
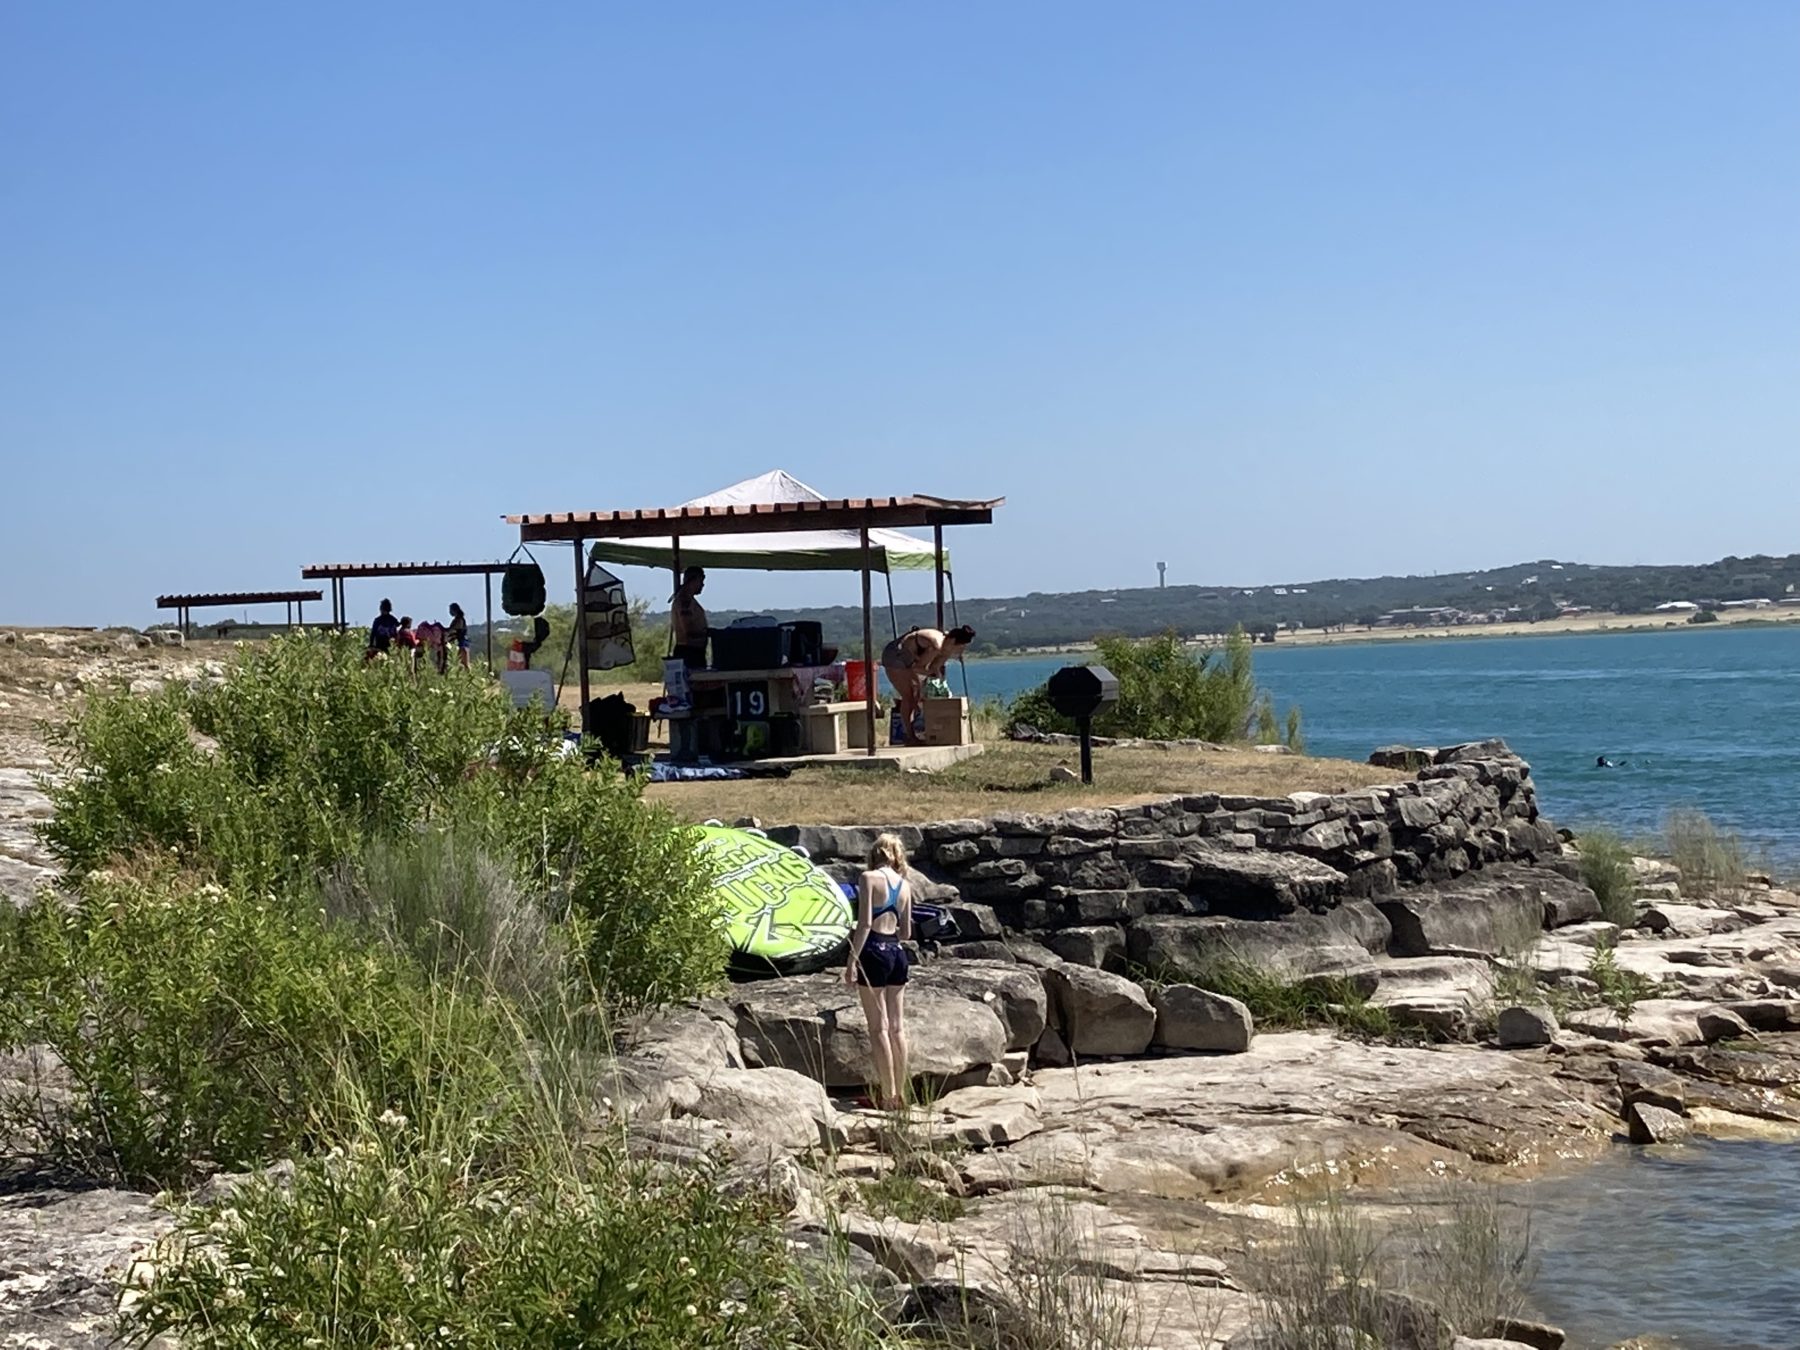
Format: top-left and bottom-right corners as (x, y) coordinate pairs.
(765, 740), (1567, 975)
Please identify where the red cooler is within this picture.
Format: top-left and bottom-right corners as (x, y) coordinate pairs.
(844, 660), (870, 703)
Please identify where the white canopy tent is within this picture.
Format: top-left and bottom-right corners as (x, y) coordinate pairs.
(586, 471), (950, 575)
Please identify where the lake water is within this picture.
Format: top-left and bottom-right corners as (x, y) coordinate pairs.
(1525, 1138), (1800, 1350)
(956, 626), (1800, 865)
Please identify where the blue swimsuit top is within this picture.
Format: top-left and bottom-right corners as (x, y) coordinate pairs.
(872, 870), (904, 920)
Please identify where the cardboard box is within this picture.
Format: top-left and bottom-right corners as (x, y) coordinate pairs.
(922, 696), (971, 746)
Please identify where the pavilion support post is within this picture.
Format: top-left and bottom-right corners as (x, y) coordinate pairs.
(574, 540), (590, 733)
(949, 571), (970, 699)
(860, 527), (877, 757)
(885, 571), (899, 640)
(297, 599), (304, 629)
(934, 525), (945, 630)
(286, 601), (293, 630)
(484, 572), (494, 673)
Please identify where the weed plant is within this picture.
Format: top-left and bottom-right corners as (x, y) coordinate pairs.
(1662, 808), (1750, 900)
(1173, 961), (1400, 1041)
(1575, 828), (1638, 926)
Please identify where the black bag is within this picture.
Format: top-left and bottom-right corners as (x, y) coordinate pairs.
(502, 561), (546, 617)
(912, 904), (962, 944)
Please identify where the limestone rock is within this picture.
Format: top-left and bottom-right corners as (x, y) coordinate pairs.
(1496, 1004), (1558, 1048)
(835, 1212), (951, 1283)
(617, 1002), (742, 1070)
(1378, 867), (1555, 957)
(926, 1084), (1044, 1148)
(683, 1066), (837, 1153)
(1043, 964), (1156, 1056)
(734, 974), (1008, 1089)
(1616, 1061), (1685, 1114)
(909, 960), (1049, 1051)
(1046, 924), (1126, 971)
(1367, 956), (1495, 1037)
(1151, 984), (1254, 1053)
(1127, 901), (1391, 981)
(1183, 846), (1348, 917)
(0, 1185), (173, 1349)
(1625, 1100), (1690, 1145)
(1696, 1006), (1754, 1043)
(1453, 1340), (1540, 1350)
(1491, 1314), (1568, 1348)
(1369, 744), (1437, 769)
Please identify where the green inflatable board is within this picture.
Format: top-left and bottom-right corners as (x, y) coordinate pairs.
(695, 825), (855, 976)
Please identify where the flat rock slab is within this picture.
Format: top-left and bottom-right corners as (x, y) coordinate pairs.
(1379, 868), (1576, 958)
(1182, 848), (1347, 918)
(0, 1186), (172, 1349)
(1128, 902), (1391, 981)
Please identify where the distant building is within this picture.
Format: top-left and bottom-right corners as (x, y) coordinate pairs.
(1376, 606), (1466, 627)
(1721, 598), (1773, 610)
(1654, 601), (1700, 613)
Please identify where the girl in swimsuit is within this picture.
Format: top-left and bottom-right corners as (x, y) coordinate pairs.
(844, 832), (913, 1109)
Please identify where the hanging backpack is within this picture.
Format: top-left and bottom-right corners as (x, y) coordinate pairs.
(501, 548), (546, 617)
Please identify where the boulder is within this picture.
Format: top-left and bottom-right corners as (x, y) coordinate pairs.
(909, 961), (1049, 1051)
(1537, 875), (1603, 928)
(1496, 1004), (1558, 1048)
(1721, 999), (1800, 1032)
(1697, 1006), (1754, 1043)
(617, 1002), (742, 1071)
(926, 1084), (1044, 1148)
(1377, 868), (1554, 958)
(1453, 1341), (1540, 1350)
(1490, 1316), (1567, 1350)
(835, 1212), (951, 1283)
(1563, 999), (1710, 1047)
(734, 975), (1007, 1089)
(1616, 1061), (1685, 1115)
(1046, 925), (1127, 971)
(1042, 964), (1156, 1056)
(1151, 984), (1254, 1053)
(684, 1066), (837, 1153)
(1127, 901), (1391, 981)
(1625, 1100), (1690, 1145)
(1368, 956), (1495, 1037)
(1183, 846), (1348, 917)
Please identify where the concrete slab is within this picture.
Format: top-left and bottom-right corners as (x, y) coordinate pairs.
(758, 743), (986, 774)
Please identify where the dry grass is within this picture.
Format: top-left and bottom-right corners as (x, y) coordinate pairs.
(645, 739), (1397, 826)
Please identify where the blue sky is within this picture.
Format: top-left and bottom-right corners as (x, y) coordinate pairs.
(4, 2), (1796, 628)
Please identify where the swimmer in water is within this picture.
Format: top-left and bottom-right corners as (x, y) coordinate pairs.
(1596, 755), (1613, 768)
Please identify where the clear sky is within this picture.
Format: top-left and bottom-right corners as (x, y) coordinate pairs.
(4, 2), (1796, 628)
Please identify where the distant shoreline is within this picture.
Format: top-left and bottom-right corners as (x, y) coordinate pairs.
(980, 608), (1800, 660)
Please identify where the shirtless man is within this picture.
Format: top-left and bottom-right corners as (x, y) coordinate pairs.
(670, 566), (709, 669)
(880, 624), (975, 745)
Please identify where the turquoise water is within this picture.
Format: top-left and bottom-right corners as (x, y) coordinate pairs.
(957, 627), (1800, 864)
(1525, 1138), (1800, 1350)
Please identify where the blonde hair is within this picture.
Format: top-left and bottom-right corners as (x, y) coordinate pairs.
(868, 833), (907, 873)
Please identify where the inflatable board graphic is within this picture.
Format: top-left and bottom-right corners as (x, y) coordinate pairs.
(694, 824), (855, 977)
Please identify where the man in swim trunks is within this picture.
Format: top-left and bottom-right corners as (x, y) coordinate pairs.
(879, 624), (975, 746)
(670, 566), (709, 669)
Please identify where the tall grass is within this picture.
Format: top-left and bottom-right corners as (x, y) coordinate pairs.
(1575, 827), (1638, 926)
(1662, 808), (1750, 900)
(1246, 1181), (1535, 1349)
(1169, 960), (1398, 1041)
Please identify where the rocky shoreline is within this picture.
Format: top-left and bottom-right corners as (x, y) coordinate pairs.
(5, 722), (1800, 1347)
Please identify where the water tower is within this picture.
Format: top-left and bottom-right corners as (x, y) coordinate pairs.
(1157, 562), (1167, 589)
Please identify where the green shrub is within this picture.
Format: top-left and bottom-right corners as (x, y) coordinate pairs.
(1003, 627), (1294, 745)
(1587, 941), (1655, 1027)
(1575, 828), (1638, 926)
(459, 751), (726, 1011)
(0, 868), (521, 1189)
(37, 632), (725, 1011)
(39, 634), (517, 891)
(125, 1110), (886, 1349)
